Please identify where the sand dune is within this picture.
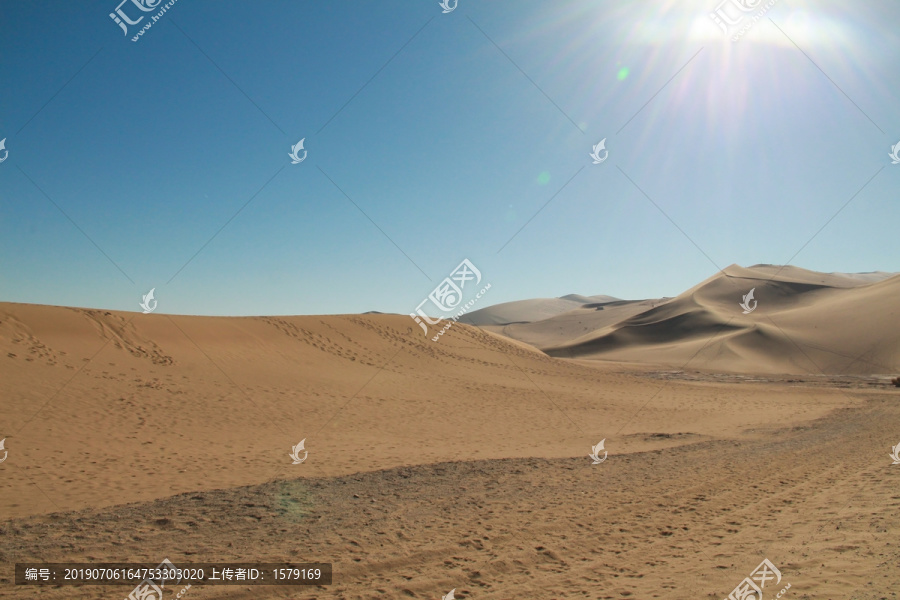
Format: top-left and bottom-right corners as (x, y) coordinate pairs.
(458, 294), (620, 326)
(478, 298), (661, 349)
(480, 265), (900, 375)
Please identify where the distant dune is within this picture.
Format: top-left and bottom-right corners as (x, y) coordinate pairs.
(474, 265), (899, 375)
(458, 293), (621, 326)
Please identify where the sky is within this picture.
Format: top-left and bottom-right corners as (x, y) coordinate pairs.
(1, 0), (898, 317)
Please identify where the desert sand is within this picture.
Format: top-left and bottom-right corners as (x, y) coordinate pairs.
(1, 264), (898, 599)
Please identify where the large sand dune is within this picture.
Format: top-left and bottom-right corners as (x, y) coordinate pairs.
(483, 265), (899, 375)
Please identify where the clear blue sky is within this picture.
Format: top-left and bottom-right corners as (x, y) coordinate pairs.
(1, 0), (898, 316)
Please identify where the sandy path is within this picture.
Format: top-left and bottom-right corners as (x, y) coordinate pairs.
(2, 392), (896, 599)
